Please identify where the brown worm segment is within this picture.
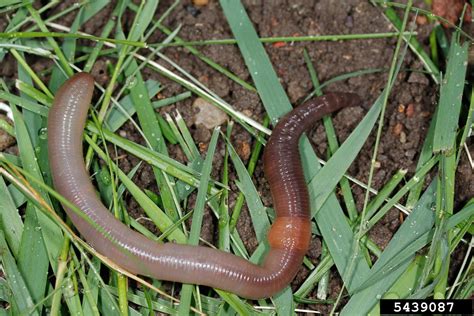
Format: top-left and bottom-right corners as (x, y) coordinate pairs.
(48, 73), (360, 299)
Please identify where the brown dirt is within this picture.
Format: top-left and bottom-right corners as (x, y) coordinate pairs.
(0, 0), (472, 311)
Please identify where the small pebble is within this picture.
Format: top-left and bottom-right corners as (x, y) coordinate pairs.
(236, 139), (251, 161)
(242, 109), (253, 118)
(416, 15), (428, 25)
(193, 0), (209, 5)
(405, 149), (417, 160)
(199, 142), (208, 152)
(405, 104), (415, 118)
(193, 97), (228, 129)
(272, 41), (286, 48)
(400, 131), (407, 143)
(393, 122), (403, 136)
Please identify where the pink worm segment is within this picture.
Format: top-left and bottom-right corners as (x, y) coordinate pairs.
(48, 73), (360, 299)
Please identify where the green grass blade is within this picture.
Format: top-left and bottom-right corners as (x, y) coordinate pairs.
(85, 136), (186, 244)
(178, 128), (220, 315)
(432, 37), (469, 152)
(11, 102), (63, 267)
(62, 262), (84, 316)
(294, 255), (334, 298)
(101, 286), (177, 314)
(218, 125), (231, 251)
(309, 95), (382, 212)
(220, 0), (372, 303)
(123, 59), (179, 220)
(0, 90), (49, 117)
(25, 3), (73, 76)
(17, 203), (49, 314)
(383, 255), (426, 300)
(0, 231), (39, 316)
(220, 0), (290, 124)
(128, 0), (158, 42)
(0, 176), (23, 256)
(165, 113), (194, 161)
(157, 114), (178, 145)
(365, 169), (407, 219)
(406, 110), (436, 209)
(227, 139), (270, 242)
(14, 79), (52, 105)
(85, 123), (211, 191)
(81, 258), (102, 316)
(434, 24), (450, 58)
(105, 79), (162, 131)
(341, 182), (437, 315)
(304, 48), (358, 223)
(155, 23), (256, 92)
(174, 111), (201, 160)
(377, 3), (440, 83)
(456, 86), (473, 163)
(229, 116), (268, 232)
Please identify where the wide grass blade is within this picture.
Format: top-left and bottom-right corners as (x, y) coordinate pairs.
(0, 176), (23, 256)
(219, 0), (291, 124)
(17, 203), (49, 314)
(10, 102), (62, 306)
(0, 232), (39, 316)
(433, 37), (469, 152)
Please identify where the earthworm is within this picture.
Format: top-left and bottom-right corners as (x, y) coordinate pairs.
(48, 73), (360, 299)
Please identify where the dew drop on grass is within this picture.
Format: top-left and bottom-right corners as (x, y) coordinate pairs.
(128, 78), (137, 88)
(38, 127), (48, 139)
(101, 172), (111, 185)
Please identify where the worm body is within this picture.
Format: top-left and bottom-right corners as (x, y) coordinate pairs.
(48, 73), (359, 298)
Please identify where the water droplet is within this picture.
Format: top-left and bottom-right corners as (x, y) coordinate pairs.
(128, 78), (137, 88)
(38, 127), (48, 139)
(101, 172), (111, 184)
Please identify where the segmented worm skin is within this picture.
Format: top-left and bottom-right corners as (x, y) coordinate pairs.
(48, 73), (360, 299)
